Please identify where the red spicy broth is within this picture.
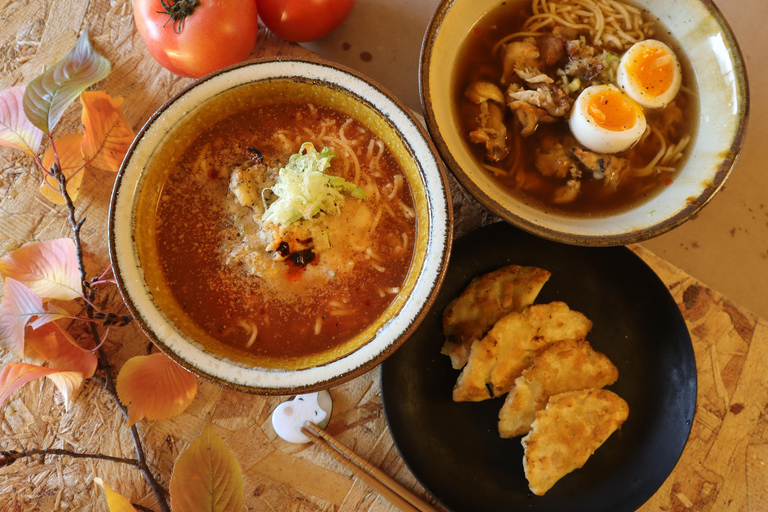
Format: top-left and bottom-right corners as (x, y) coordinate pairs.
(153, 101), (416, 361)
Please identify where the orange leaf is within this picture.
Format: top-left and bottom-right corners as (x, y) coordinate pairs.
(40, 133), (86, 204)
(115, 353), (197, 426)
(170, 418), (243, 512)
(94, 478), (137, 512)
(0, 362), (82, 407)
(0, 278), (66, 357)
(0, 238), (81, 301)
(26, 323), (97, 378)
(81, 91), (134, 173)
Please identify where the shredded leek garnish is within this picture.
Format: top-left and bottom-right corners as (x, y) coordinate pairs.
(262, 142), (366, 226)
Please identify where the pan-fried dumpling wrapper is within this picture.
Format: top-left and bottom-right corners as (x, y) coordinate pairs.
(452, 302), (592, 401)
(441, 265), (551, 369)
(498, 339), (618, 438)
(522, 389), (629, 496)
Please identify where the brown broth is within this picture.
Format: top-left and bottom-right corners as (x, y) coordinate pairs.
(453, 0), (699, 215)
(153, 102), (416, 360)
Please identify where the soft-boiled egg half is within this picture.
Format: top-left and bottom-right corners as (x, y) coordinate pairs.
(617, 39), (682, 109)
(569, 85), (647, 154)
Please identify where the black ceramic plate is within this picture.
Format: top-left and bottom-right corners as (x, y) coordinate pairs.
(380, 222), (696, 512)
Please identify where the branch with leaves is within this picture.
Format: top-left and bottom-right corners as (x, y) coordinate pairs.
(0, 28), (244, 512)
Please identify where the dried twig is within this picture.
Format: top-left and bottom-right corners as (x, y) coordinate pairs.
(51, 161), (170, 512)
(0, 448), (138, 468)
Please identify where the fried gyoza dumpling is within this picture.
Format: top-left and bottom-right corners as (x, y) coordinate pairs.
(521, 389), (629, 495)
(452, 302), (592, 402)
(498, 339), (618, 438)
(441, 265), (551, 369)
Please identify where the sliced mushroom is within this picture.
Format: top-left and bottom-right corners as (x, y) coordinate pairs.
(553, 179), (581, 204)
(465, 81), (506, 105)
(465, 82), (509, 161)
(501, 38), (541, 85)
(507, 83), (570, 119)
(516, 65), (554, 85)
(535, 141), (577, 179)
(571, 147), (630, 190)
(469, 101), (509, 161)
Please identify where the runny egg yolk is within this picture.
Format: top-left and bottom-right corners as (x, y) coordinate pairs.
(586, 89), (642, 131)
(627, 46), (675, 97)
(617, 40), (682, 109)
(569, 85), (647, 154)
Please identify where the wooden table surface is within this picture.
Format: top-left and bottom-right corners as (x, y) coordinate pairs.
(0, 5), (766, 511)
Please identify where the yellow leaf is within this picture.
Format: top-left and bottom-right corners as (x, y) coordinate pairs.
(81, 91), (134, 173)
(115, 353), (197, 426)
(40, 133), (85, 204)
(94, 478), (137, 512)
(170, 418), (244, 512)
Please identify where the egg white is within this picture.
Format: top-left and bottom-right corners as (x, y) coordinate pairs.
(617, 40), (682, 109)
(569, 85), (647, 154)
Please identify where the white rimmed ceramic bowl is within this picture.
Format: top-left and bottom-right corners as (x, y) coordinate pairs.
(421, 0), (749, 246)
(109, 58), (453, 394)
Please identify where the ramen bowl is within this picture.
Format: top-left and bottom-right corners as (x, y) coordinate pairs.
(421, 0), (748, 246)
(110, 58), (453, 394)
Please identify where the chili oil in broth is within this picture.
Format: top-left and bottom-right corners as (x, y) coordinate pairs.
(154, 102), (416, 361)
(454, 0), (699, 215)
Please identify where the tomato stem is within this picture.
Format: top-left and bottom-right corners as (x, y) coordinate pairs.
(157, 0), (200, 34)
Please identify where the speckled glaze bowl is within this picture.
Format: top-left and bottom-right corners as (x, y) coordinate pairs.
(421, 0), (748, 246)
(110, 58), (453, 394)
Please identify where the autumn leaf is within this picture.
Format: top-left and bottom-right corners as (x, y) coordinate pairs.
(0, 86), (44, 157)
(26, 323), (97, 378)
(46, 370), (85, 408)
(1, 278), (45, 357)
(0, 362), (82, 408)
(39, 133), (87, 204)
(23, 26), (111, 135)
(0, 238), (82, 301)
(170, 418), (244, 512)
(81, 91), (134, 173)
(94, 478), (137, 512)
(116, 353), (198, 426)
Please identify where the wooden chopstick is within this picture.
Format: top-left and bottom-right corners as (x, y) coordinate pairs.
(302, 422), (438, 512)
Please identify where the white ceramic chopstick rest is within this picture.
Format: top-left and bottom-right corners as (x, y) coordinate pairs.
(272, 391), (333, 444)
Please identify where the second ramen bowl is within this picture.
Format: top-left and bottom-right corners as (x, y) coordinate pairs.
(110, 58), (453, 394)
(421, 0), (748, 246)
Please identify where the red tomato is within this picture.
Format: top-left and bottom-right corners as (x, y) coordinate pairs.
(133, 0), (259, 78)
(257, 0), (355, 43)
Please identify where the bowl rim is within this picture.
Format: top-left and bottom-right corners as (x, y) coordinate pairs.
(108, 56), (454, 395)
(419, 0), (750, 247)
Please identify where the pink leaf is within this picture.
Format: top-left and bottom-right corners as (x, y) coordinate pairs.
(0, 278), (65, 357)
(0, 362), (81, 407)
(0, 278), (43, 357)
(0, 86), (44, 157)
(26, 323), (97, 378)
(0, 238), (82, 301)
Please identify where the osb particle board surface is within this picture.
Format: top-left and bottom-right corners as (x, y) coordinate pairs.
(1, 3), (767, 511)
